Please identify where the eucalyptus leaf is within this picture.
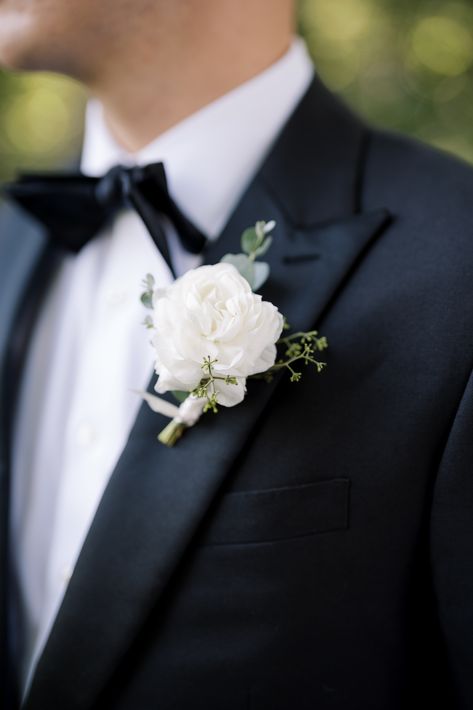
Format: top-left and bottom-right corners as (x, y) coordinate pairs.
(140, 292), (153, 309)
(252, 261), (270, 290)
(221, 253), (255, 288)
(263, 219), (276, 234)
(254, 221), (266, 242)
(254, 236), (273, 258)
(241, 227), (258, 255)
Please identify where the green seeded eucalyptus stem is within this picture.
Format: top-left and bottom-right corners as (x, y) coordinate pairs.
(190, 356), (239, 414)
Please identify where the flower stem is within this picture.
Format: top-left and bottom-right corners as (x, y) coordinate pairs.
(158, 419), (187, 447)
(268, 354), (326, 372)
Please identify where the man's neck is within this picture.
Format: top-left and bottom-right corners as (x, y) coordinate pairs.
(86, 3), (294, 152)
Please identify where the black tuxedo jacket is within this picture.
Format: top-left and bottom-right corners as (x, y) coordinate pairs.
(1, 72), (473, 710)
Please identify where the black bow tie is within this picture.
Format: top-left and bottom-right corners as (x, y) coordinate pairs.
(3, 162), (207, 276)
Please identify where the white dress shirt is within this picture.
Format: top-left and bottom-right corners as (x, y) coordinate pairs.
(10, 35), (314, 695)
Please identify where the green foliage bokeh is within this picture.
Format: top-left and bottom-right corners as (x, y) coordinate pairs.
(1, 0), (473, 181)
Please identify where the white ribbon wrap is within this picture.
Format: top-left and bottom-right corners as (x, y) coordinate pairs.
(135, 391), (206, 427)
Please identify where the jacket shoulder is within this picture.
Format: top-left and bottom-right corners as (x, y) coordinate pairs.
(365, 127), (473, 227)
(360, 126), (473, 336)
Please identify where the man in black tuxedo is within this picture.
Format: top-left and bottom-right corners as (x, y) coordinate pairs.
(1, 1), (473, 708)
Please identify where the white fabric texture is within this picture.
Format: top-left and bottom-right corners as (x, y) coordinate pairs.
(10, 35), (314, 695)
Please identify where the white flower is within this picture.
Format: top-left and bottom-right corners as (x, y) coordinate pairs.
(151, 262), (284, 407)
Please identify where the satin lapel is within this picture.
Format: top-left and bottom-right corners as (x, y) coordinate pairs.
(0, 203), (56, 706)
(24, 75), (392, 710)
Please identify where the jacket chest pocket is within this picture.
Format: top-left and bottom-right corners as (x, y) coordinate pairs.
(197, 477), (350, 546)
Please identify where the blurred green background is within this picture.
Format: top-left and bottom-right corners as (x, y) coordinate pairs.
(1, 0), (473, 182)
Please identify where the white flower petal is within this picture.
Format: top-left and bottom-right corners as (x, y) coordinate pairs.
(150, 262), (283, 407)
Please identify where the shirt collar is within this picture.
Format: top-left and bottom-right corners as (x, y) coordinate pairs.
(81, 35), (314, 239)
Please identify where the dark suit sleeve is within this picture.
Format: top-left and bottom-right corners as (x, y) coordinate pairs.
(430, 367), (473, 708)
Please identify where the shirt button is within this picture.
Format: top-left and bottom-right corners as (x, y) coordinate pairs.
(106, 290), (128, 307)
(76, 421), (97, 448)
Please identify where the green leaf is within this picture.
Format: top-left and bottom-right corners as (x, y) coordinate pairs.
(172, 390), (189, 403)
(252, 261), (270, 290)
(220, 253), (255, 288)
(253, 236), (273, 258)
(254, 221), (266, 243)
(144, 273), (155, 288)
(241, 227), (258, 255)
(140, 292), (153, 309)
(220, 253), (269, 291)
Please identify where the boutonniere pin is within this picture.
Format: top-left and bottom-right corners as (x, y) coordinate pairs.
(138, 220), (328, 446)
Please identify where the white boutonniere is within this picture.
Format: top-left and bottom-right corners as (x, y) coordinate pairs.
(138, 220), (328, 446)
